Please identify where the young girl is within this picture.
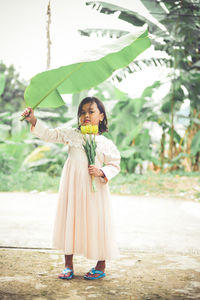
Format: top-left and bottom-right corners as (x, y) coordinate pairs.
(21, 97), (120, 280)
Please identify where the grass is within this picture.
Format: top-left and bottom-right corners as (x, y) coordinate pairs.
(110, 171), (200, 201)
(1, 170), (200, 201)
(0, 171), (60, 192)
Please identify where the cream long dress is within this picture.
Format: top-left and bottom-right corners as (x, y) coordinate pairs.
(31, 120), (120, 260)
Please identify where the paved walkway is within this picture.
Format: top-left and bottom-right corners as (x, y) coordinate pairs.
(0, 192), (200, 300)
(0, 192), (200, 253)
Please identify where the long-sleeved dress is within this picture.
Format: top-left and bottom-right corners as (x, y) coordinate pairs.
(31, 119), (120, 260)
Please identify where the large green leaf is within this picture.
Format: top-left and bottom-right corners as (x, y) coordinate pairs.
(24, 26), (150, 111)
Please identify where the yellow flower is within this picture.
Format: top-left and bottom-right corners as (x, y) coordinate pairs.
(81, 124), (98, 135)
(87, 125), (93, 134)
(92, 125), (98, 134)
(80, 126), (87, 134)
(85, 125), (90, 133)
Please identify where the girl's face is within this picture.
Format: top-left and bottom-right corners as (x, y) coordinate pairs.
(79, 102), (104, 126)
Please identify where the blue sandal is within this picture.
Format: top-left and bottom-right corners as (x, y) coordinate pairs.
(58, 268), (74, 280)
(84, 267), (106, 280)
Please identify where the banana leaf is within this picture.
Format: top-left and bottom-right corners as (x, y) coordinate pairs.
(22, 25), (150, 120)
(191, 130), (200, 156)
(0, 73), (5, 96)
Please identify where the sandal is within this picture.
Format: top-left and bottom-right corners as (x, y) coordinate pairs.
(58, 268), (74, 280)
(84, 267), (106, 280)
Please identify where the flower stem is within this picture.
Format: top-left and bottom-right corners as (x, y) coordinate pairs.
(91, 175), (97, 192)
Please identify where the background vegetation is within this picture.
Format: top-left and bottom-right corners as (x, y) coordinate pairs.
(0, 0), (199, 200)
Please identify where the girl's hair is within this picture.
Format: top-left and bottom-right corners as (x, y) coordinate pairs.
(77, 97), (108, 134)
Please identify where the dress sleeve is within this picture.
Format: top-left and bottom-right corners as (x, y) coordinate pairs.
(100, 139), (120, 182)
(30, 119), (73, 144)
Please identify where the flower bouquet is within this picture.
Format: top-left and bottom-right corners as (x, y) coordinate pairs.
(81, 125), (98, 192)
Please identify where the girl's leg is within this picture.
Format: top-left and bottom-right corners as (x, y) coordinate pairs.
(65, 254), (73, 270)
(58, 254), (74, 279)
(95, 260), (105, 272)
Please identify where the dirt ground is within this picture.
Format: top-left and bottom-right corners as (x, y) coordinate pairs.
(0, 248), (200, 300)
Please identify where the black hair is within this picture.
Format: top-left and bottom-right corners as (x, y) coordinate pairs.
(77, 97), (108, 134)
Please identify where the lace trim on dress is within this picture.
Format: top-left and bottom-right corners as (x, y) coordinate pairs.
(63, 128), (119, 159)
(62, 128), (84, 148)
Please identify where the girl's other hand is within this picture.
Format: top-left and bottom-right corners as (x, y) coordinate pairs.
(88, 165), (104, 177)
(21, 107), (37, 126)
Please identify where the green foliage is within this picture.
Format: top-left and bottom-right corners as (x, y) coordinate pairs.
(0, 129), (33, 174)
(0, 151), (15, 175)
(167, 128), (182, 144)
(109, 171), (200, 199)
(22, 143), (68, 177)
(0, 170), (60, 192)
(0, 118), (69, 179)
(0, 62), (27, 113)
(168, 152), (189, 167)
(191, 131), (200, 156)
(0, 72), (5, 96)
(86, 0), (200, 170)
(103, 81), (161, 173)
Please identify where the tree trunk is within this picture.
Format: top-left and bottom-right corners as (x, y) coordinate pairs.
(160, 131), (165, 171)
(193, 151), (200, 171)
(46, 1), (51, 70)
(191, 110), (200, 171)
(183, 109), (200, 172)
(168, 95), (174, 161)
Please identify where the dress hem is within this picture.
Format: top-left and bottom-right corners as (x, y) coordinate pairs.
(52, 246), (120, 261)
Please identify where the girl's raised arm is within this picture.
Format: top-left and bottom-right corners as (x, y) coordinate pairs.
(21, 107), (72, 144)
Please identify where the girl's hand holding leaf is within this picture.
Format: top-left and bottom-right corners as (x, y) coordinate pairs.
(21, 107), (37, 126)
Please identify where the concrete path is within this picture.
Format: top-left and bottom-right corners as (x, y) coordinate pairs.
(1, 192), (200, 300)
(0, 192), (200, 254)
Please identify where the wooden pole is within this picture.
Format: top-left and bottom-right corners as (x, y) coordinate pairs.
(46, 0), (51, 70)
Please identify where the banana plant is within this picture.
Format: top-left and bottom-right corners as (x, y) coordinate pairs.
(103, 80), (161, 173)
(85, 0), (200, 170)
(20, 25), (150, 120)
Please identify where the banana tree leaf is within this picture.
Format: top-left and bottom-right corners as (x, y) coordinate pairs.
(24, 25), (150, 111)
(0, 73), (5, 96)
(86, 1), (167, 32)
(191, 130), (200, 156)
